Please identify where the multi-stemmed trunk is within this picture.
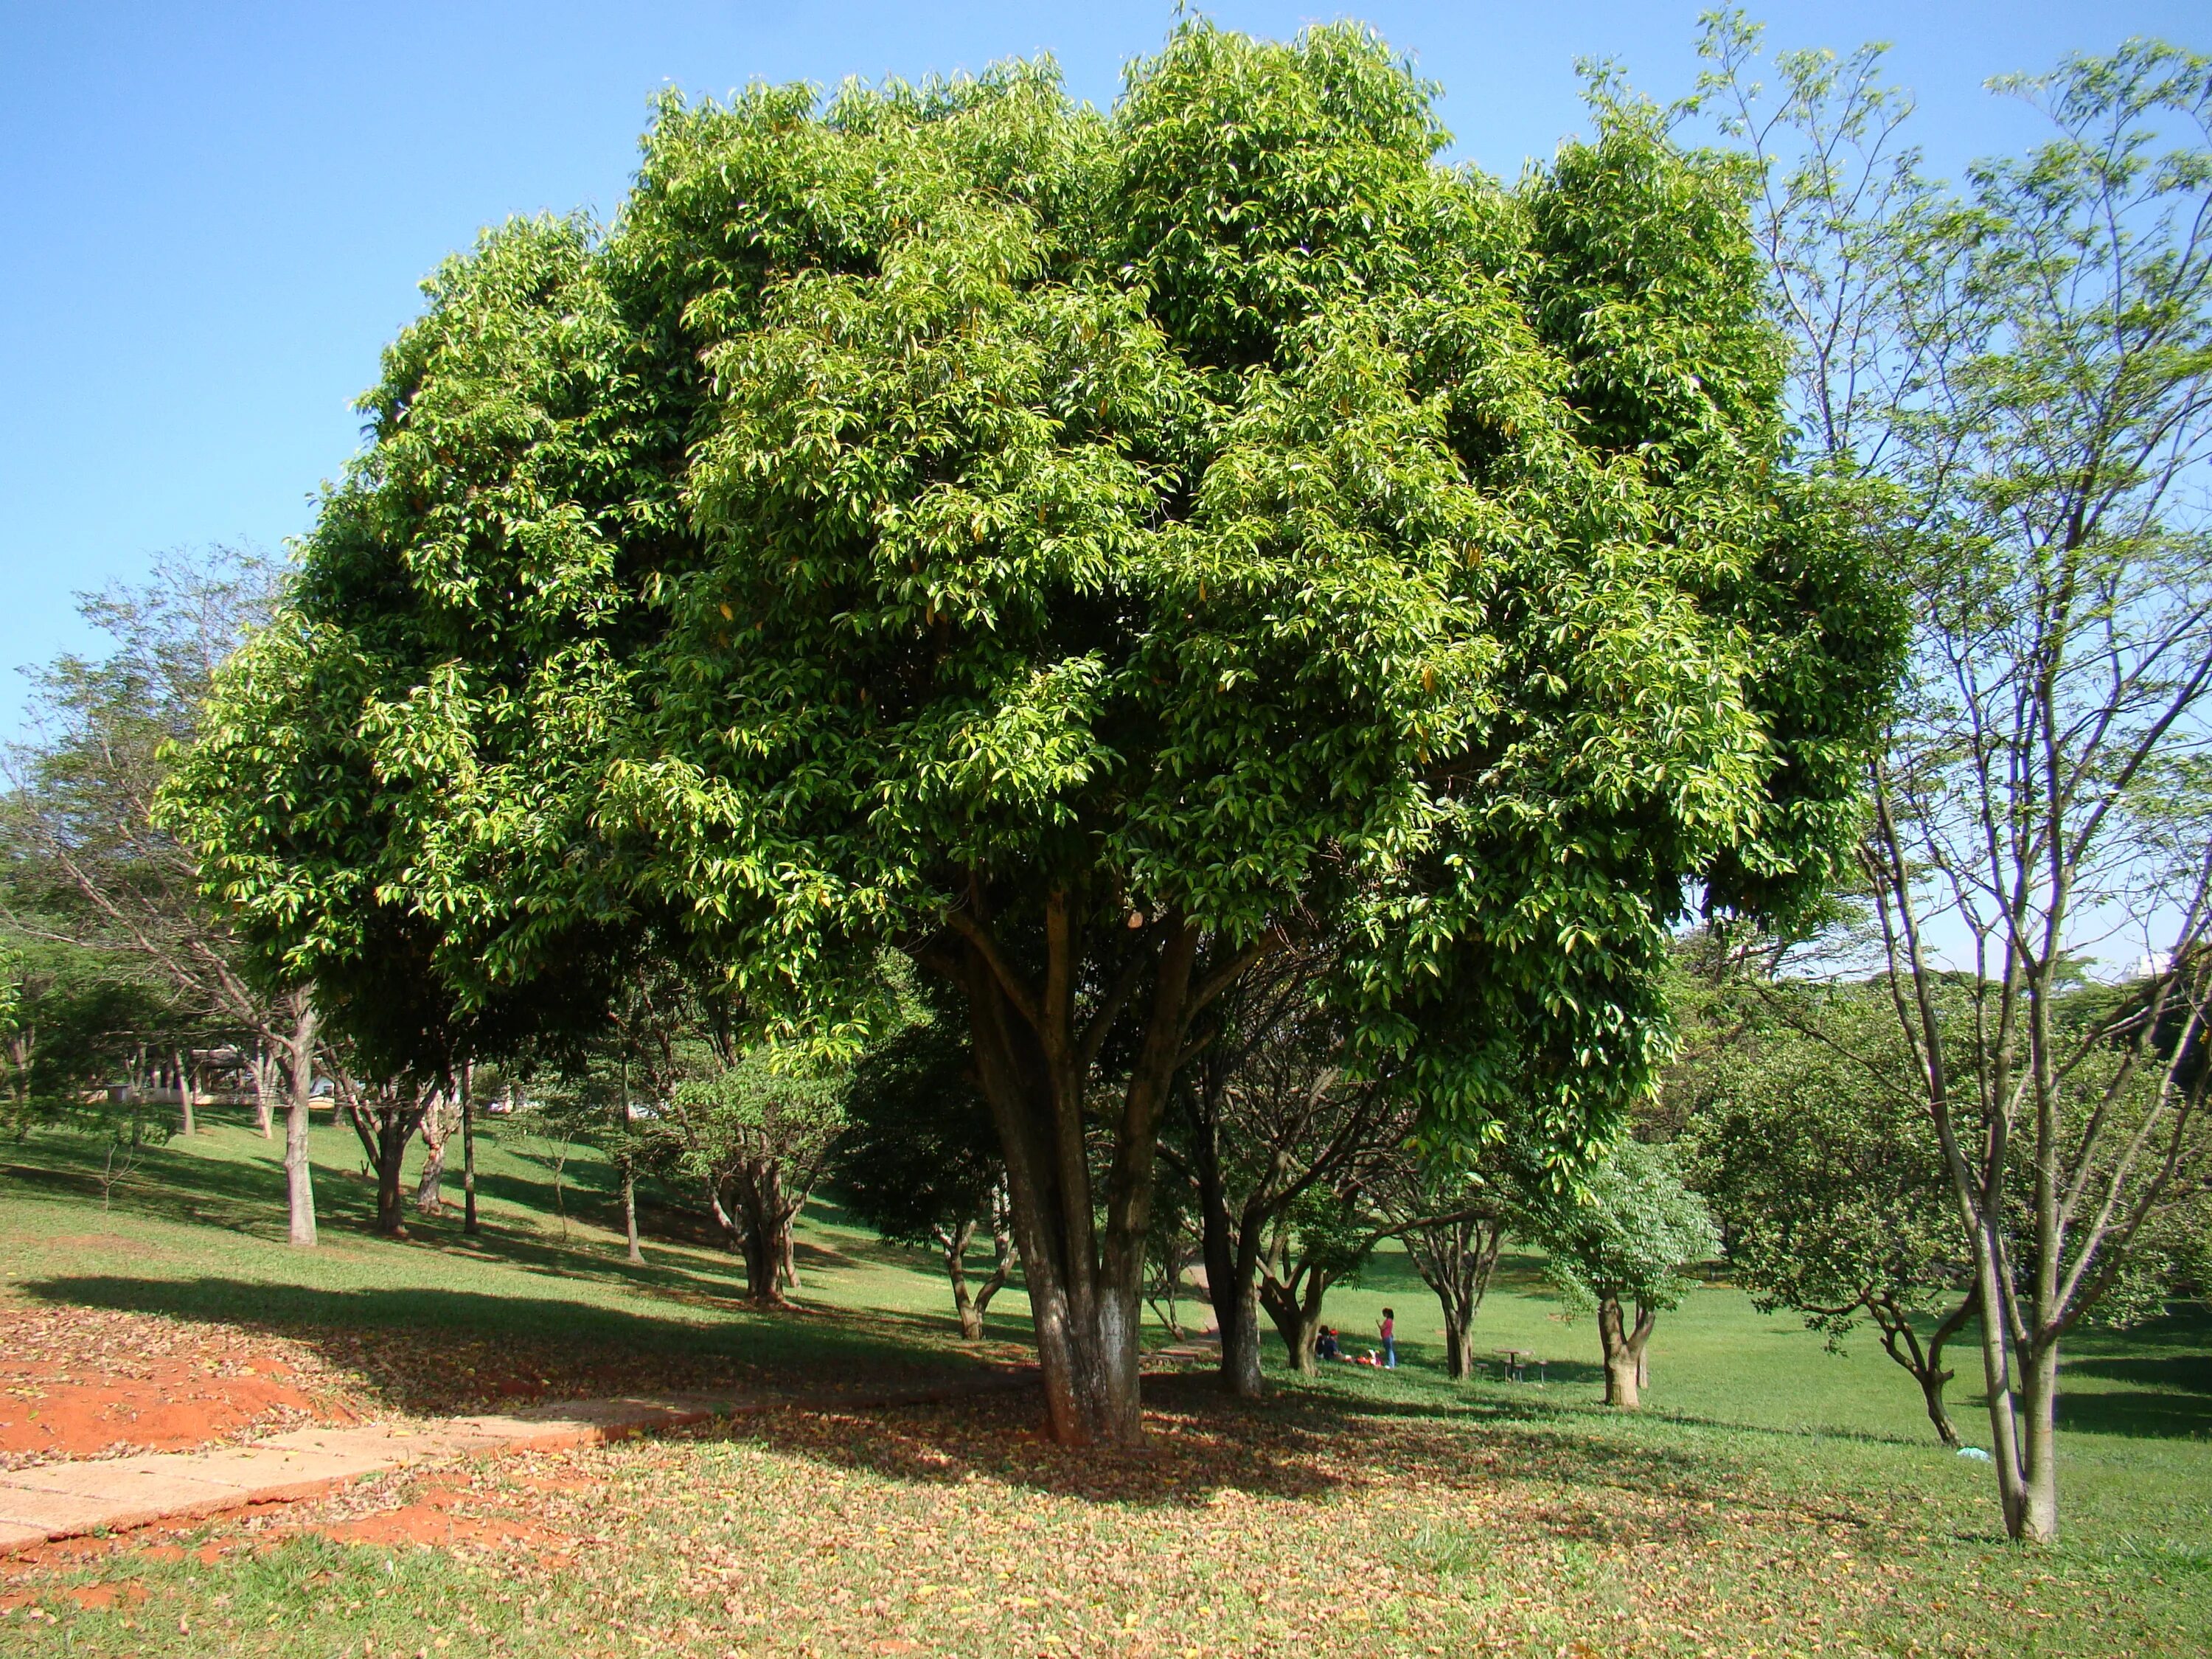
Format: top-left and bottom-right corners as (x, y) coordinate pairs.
(1596, 1292), (1655, 1408)
(716, 1161), (799, 1305)
(936, 1214), (1017, 1340)
(346, 1078), (430, 1239)
(946, 900), (1205, 1447)
(1405, 1214), (1505, 1382)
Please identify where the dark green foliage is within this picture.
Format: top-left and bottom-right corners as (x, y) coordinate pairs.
(834, 1003), (1000, 1249)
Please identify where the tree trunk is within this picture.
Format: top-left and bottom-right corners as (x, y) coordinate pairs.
(173, 1051), (195, 1138)
(460, 1075), (479, 1237)
(776, 1208), (800, 1291)
(374, 1113), (411, 1237)
(616, 1093), (644, 1265)
(2017, 1339), (2061, 1543)
(1871, 1291), (1972, 1448)
(281, 997), (318, 1249)
(727, 1168), (789, 1307)
(1258, 1267), (1326, 1375)
(621, 1159), (644, 1265)
(942, 1219), (982, 1340)
(415, 1099), (450, 1214)
(737, 1216), (780, 1304)
(349, 1085), (423, 1240)
(248, 1042), (275, 1138)
(1189, 1092), (1265, 1399)
(1919, 1366), (1962, 1448)
(961, 964), (1113, 1443)
(1442, 1314), (1472, 1381)
(1598, 1293), (1655, 1409)
(953, 910), (1200, 1447)
(973, 1208), (1017, 1325)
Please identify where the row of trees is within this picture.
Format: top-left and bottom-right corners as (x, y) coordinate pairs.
(4, 15), (2206, 1547)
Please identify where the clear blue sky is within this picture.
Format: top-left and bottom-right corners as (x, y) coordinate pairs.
(2, 1), (2202, 737)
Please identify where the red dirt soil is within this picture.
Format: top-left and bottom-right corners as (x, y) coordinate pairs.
(0, 1304), (349, 1466)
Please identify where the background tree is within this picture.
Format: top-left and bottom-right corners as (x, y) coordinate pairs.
(164, 21), (1902, 1445)
(1162, 950), (1404, 1394)
(0, 934), (175, 1149)
(1377, 1141), (1518, 1381)
(3, 547), (333, 1245)
(1700, 18), (2212, 1540)
(1680, 975), (1975, 1444)
(835, 1006), (1017, 1340)
(1525, 1139), (1718, 1408)
(1257, 1174), (1393, 1371)
(665, 1046), (848, 1305)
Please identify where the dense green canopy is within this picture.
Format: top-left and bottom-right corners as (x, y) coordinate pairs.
(167, 18), (1897, 1166)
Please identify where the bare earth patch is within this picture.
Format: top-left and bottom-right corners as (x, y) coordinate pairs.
(0, 1305), (352, 1467)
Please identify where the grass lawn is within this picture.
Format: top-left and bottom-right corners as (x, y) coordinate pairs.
(1, 1106), (2208, 1655)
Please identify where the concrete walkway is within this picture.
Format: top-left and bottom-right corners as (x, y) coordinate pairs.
(0, 1373), (1031, 1554)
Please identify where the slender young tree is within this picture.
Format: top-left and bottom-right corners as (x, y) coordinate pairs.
(4, 549), (332, 1244)
(1699, 16), (2212, 1539)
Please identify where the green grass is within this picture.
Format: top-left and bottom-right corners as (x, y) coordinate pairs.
(2, 1107), (2208, 1656)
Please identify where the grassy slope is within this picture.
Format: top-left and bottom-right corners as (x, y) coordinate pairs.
(1, 1107), (2208, 1656)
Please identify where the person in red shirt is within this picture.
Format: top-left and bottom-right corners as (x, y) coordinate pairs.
(1378, 1308), (1397, 1368)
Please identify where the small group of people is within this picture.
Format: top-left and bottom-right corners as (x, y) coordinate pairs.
(1314, 1308), (1396, 1368)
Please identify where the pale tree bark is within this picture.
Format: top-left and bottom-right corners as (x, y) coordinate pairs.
(944, 896), (1217, 1445)
(281, 993), (319, 1248)
(1596, 1293), (1656, 1409)
(414, 1093), (459, 1214)
(172, 1051), (196, 1138)
(939, 1217), (983, 1339)
(248, 1040), (275, 1138)
(616, 1094), (644, 1266)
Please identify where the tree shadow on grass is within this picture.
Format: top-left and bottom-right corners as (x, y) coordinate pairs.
(2051, 1308), (2212, 1439)
(20, 1273), (1006, 1416)
(4, 1138), (826, 1315)
(709, 1368), (1742, 1518)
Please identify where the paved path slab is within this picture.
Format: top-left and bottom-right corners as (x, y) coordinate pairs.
(0, 1372), (1030, 1554)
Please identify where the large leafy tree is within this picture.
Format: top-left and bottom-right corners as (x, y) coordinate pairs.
(166, 22), (1897, 1444)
